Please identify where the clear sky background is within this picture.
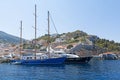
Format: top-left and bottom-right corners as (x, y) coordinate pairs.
(0, 0), (120, 42)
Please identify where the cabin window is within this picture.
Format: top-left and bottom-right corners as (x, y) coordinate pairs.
(27, 57), (29, 60)
(22, 57), (26, 60)
(27, 57), (32, 60)
(30, 57), (32, 59)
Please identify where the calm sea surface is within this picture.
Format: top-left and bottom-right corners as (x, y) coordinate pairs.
(0, 60), (120, 80)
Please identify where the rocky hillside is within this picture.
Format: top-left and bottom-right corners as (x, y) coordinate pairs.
(0, 31), (22, 44)
(37, 30), (120, 52)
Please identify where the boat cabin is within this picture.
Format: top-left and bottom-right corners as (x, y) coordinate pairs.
(21, 53), (49, 60)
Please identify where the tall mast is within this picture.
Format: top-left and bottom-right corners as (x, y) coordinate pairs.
(48, 11), (50, 57)
(20, 21), (22, 57)
(34, 4), (37, 59)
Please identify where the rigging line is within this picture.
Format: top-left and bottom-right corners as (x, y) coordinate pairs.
(49, 13), (59, 34)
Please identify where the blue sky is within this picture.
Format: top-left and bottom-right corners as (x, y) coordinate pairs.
(0, 0), (120, 42)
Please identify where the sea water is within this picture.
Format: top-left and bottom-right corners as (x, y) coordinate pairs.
(0, 60), (120, 80)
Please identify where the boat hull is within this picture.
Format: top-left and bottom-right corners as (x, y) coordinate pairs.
(10, 57), (66, 65)
(64, 56), (92, 64)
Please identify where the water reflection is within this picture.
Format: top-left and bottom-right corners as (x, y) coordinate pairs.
(0, 60), (120, 80)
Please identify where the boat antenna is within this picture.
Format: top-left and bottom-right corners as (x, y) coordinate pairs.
(34, 4), (37, 59)
(20, 20), (23, 58)
(48, 11), (50, 57)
